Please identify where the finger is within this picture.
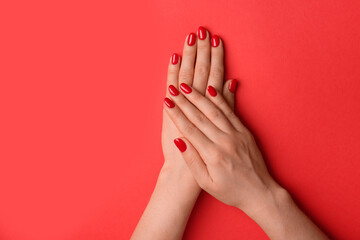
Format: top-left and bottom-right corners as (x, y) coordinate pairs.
(164, 97), (213, 150)
(206, 84), (247, 133)
(173, 137), (212, 189)
(178, 32), (197, 87)
(178, 83), (235, 133)
(192, 26), (211, 95)
(168, 84), (224, 142)
(207, 35), (224, 92)
(222, 79), (237, 110)
(166, 53), (181, 97)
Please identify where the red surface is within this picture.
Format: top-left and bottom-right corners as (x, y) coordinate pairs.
(1, 1), (360, 239)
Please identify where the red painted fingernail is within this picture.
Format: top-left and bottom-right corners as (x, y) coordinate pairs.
(229, 79), (237, 93)
(198, 26), (206, 40)
(164, 97), (175, 108)
(171, 53), (179, 64)
(174, 138), (187, 152)
(168, 85), (179, 96)
(211, 35), (220, 47)
(180, 83), (192, 94)
(187, 33), (196, 46)
(207, 85), (217, 97)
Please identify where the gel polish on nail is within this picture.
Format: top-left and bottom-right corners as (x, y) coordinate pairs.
(171, 53), (179, 64)
(207, 85), (217, 97)
(211, 35), (220, 47)
(164, 97), (175, 108)
(229, 79), (237, 93)
(174, 138), (187, 152)
(168, 85), (179, 96)
(198, 26), (206, 40)
(180, 83), (192, 94)
(187, 33), (196, 46)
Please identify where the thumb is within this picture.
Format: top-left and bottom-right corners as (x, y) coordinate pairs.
(173, 137), (211, 189)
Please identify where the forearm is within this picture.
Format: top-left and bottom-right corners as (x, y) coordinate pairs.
(244, 185), (329, 240)
(131, 164), (201, 240)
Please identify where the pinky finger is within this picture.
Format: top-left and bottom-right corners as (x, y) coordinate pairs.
(173, 137), (212, 190)
(222, 79), (237, 110)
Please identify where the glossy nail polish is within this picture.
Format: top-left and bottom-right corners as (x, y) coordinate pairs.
(229, 79), (237, 93)
(174, 138), (187, 152)
(164, 97), (175, 108)
(187, 33), (196, 46)
(171, 53), (179, 65)
(180, 83), (192, 94)
(211, 35), (220, 47)
(207, 85), (217, 97)
(168, 85), (179, 96)
(198, 26), (206, 40)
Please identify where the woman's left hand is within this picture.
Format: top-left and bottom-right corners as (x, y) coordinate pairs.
(161, 27), (236, 189)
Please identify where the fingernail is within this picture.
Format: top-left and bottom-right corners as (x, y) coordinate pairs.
(171, 53), (179, 65)
(180, 83), (192, 94)
(211, 35), (220, 47)
(187, 33), (196, 46)
(207, 85), (217, 97)
(198, 26), (206, 40)
(164, 97), (175, 108)
(229, 79), (237, 93)
(168, 85), (179, 96)
(174, 138), (187, 152)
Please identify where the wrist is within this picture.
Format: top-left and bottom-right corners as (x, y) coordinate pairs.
(242, 184), (329, 240)
(242, 184), (300, 239)
(243, 183), (291, 220)
(156, 162), (201, 200)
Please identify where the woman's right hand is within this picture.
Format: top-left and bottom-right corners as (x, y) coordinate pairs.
(164, 82), (329, 240)
(164, 82), (279, 214)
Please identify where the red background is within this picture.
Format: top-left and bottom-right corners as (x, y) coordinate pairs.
(1, 0), (360, 239)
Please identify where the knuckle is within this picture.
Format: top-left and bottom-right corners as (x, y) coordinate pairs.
(183, 47), (195, 55)
(191, 91), (203, 102)
(236, 127), (251, 140)
(197, 43), (209, 51)
(179, 71), (194, 82)
(167, 67), (178, 75)
(210, 67), (224, 79)
(216, 95), (228, 109)
(195, 64), (210, 76)
(194, 112), (207, 125)
(172, 109), (183, 121)
(182, 122), (195, 137)
(208, 108), (222, 119)
(244, 130), (256, 143)
(226, 110), (238, 123)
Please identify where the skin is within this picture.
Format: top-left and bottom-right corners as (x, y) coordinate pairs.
(131, 28), (234, 240)
(132, 27), (329, 240)
(164, 84), (329, 240)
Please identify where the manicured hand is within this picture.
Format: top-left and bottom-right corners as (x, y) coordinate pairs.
(163, 83), (279, 214)
(163, 79), (330, 240)
(161, 27), (237, 184)
(132, 27), (239, 240)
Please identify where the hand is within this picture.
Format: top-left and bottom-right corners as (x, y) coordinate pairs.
(161, 27), (236, 186)
(163, 83), (276, 213)
(132, 27), (239, 240)
(163, 80), (329, 240)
